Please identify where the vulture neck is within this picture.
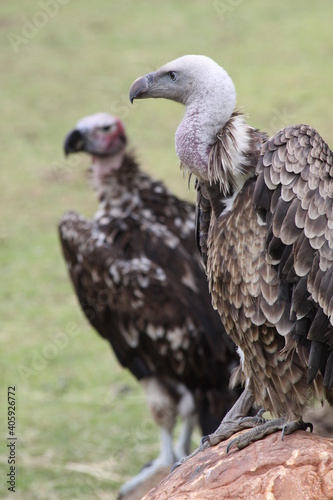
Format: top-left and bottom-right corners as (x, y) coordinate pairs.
(176, 107), (258, 198)
(91, 152), (139, 201)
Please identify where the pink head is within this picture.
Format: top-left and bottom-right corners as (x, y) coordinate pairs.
(64, 113), (127, 180)
(64, 113), (126, 158)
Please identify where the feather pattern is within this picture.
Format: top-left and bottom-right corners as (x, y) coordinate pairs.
(254, 123), (333, 405)
(195, 117), (333, 418)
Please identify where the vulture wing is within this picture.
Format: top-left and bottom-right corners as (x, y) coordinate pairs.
(59, 201), (234, 394)
(254, 124), (333, 402)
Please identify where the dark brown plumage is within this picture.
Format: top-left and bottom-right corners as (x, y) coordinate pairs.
(129, 55), (333, 455)
(58, 113), (240, 492)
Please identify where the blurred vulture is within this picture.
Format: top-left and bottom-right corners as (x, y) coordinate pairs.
(130, 55), (333, 458)
(58, 113), (240, 494)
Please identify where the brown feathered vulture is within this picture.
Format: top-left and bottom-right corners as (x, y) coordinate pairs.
(58, 112), (240, 493)
(129, 55), (333, 458)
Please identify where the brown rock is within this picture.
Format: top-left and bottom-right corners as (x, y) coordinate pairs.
(143, 431), (333, 500)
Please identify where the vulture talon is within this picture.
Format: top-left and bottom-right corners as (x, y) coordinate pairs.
(282, 419), (313, 440)
(199, 435), (211, 449)
(226, 438), (238, 453)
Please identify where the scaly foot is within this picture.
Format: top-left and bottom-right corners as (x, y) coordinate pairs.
(226, 417), (313, 452)
(201, 408), (267, 448)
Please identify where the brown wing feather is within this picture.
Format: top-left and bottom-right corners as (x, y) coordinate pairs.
(197, 117), (332, 419)
(204, 178), (312, 418)
(59, 209), (228, 382)
(254, 124), (333, 402)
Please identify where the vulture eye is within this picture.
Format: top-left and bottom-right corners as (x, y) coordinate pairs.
(101, 125), (112, 132)
(169, 71), (177, 81)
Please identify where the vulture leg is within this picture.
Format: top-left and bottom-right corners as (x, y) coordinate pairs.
(174, 411), (196, 459)
(119, 378), (196, 496)
(200, 385), (264, 448)
(226, 417), (313, 452)
(172, 385), (262, 470)
(119, 427), (176, 498)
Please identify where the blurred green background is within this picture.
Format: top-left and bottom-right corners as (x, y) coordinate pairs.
(1, 1), (332, 498)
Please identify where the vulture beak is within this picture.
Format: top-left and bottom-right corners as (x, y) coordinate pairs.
(64, 129), (86, 156)
(129, 72), (156, 103)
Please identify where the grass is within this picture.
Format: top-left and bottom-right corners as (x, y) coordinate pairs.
(0, 0), (333, 498)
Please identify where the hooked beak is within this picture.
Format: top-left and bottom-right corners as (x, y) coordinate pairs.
(64, 129), (86, 156)
(129, 72), (155, 103)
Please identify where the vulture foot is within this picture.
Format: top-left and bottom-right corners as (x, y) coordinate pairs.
(200, 408), (267, 448)
(226, 417), (313, 452)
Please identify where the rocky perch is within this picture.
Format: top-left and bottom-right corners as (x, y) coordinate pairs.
(142, 431), (333, 500)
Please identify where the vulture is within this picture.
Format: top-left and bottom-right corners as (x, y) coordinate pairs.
(129, 55), (333, 456)
(58, 112), (241, 493)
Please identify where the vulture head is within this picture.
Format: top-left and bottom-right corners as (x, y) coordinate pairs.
(64, 113), (127, 179)
(129, 55), (237, 182)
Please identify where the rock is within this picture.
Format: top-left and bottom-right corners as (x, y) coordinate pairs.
(142, 431), (333, 500)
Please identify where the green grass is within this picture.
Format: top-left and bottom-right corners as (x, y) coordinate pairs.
(1, 1), (333, 498)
